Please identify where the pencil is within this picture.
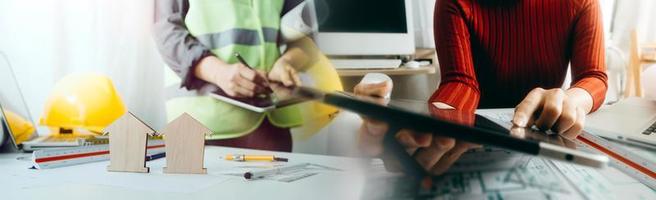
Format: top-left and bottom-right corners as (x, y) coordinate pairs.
(222, 154), (289, 162)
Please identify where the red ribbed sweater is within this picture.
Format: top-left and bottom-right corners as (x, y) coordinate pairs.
(429, 0), (608, 112)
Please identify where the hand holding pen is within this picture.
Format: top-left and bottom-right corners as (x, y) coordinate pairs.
(234, 53), (277, 98)
(195, 55), (269, 98)
(236, 53), (302, 87)
(234, 53), (275, 90)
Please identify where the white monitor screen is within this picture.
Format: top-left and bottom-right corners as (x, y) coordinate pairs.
(315, 0), (408, 34)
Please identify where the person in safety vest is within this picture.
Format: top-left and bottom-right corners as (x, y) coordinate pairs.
(154, 0), (332, 152)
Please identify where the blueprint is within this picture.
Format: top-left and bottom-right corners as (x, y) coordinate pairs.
(426, 147), (655, 200)
(363, 109), (656, 200)
(362, 146), (656, 200)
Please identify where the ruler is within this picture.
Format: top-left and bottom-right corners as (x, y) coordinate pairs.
(576, 131), (656, 189)
(477, 110), (656, 189)
(32, 140), (165, 169)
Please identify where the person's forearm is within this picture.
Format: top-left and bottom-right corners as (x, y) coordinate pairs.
(566, 87), (594, 114)
(194, 56), (229, 85)
(433, 88), (593, 113)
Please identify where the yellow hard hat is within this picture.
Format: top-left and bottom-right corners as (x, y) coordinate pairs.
(39, 73), (127, 133)
(294, 53), (343, 140)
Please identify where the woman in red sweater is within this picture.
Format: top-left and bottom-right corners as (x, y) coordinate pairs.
(358, 0), (607, 174)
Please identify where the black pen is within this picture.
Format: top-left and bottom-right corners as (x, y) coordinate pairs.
(145, 152), (166, 161)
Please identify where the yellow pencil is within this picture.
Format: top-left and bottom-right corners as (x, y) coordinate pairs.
(222, 154), (288, 162)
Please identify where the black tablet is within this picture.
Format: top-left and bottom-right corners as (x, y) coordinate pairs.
(292, 87), (608, 176)
(209, 83), (308, 112)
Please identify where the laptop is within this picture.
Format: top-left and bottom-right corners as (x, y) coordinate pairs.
(0, 105), (19, 153)
(0, 52), (35, 152)
(585, 97), (656, 149)
(0, 52), (106, 152)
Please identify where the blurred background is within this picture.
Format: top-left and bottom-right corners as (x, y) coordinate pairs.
(0, 0), (655, 135)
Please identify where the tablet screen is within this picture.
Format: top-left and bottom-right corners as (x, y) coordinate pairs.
(211, 83), (309, 111)
(291, 87), (607, 167)
(386, 99), (576, 149)
(212, 88), (276, 108)
(290, 87), (609, 198)
(290, 87), (606, 172)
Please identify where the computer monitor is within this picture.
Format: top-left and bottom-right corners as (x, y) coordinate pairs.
(312, 0), (415, 56)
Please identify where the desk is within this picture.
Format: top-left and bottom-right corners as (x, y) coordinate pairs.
(336, 66), (436, 77)
(335, 48), (438, 77)
(1, 109), (655, 199)
(0, 146), (368, 200)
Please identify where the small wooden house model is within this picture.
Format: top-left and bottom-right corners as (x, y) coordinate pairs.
(162, 113), (211, 174)
(106, 112), (155, 173)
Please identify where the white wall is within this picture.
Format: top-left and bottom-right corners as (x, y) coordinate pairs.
(0, 1), (57, 132)
(412, 0), (437, 48)
(0, 0), (167, 134)
(608, 0), (656, 101)
(0, 0), (438, 132)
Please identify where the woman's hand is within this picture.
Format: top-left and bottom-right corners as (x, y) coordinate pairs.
(268, 58), (301, 87)
(195, 56), (268, 98)
(355, 81), (478, 175)
(358, 108), (478, 175)
(513, 87), (592, 139)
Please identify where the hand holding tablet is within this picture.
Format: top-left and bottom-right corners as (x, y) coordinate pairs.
(291, 86), (608, 179)
(353, 77), (480, 175)
(208, 54), (307, 112)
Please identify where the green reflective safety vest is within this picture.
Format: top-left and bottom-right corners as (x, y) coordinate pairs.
(164, 0), (303, 140)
